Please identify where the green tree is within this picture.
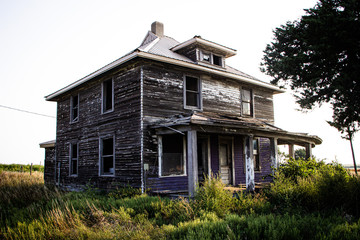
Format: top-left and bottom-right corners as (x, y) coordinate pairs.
(261, 0), (360, 174)
(295, 148), (307, 160)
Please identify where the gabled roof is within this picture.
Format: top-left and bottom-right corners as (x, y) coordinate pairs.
(45, 24), (284, 101)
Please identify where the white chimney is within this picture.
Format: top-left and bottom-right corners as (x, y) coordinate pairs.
(151, 21), (164, 37)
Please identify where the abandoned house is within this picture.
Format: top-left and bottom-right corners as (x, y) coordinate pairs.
(40, 21), (322, 195)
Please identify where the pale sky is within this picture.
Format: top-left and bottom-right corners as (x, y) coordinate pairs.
(0, 0), (357, 166)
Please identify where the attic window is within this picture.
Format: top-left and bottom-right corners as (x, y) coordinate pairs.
(213, 54), (222, 66)
(200, 51), (223, 67)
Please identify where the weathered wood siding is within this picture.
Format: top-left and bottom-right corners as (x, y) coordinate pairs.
(44, 147), (56, 185)
(54, 63), (142, 190)
(254, 89), (274, 122)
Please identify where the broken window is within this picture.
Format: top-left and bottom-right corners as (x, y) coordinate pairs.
(102, 78), (113, 113)
(202, 52), (211, 62)
(70, 95), (79, 122)
(212, 54), (222, 66)
(242, 89), (253, 116)
(184, 76), (201, 109)
(253, 138), (260, 171)
(100, 137), (115, 176)
(70, 143), (78, 175)
(159, 134), (185, 177)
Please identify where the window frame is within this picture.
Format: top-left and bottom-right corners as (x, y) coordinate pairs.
(184, 75), (202, 110)
(200, 51), (223, 67)
(70, 94), (79, 123)
(101, 78), (114, 114)
(253, 138), (261, 172)
(69, 142), (78, 176)
(99, 135), (115, 176)
(158, 135), (187, 178)
(241, 88), (253, 117)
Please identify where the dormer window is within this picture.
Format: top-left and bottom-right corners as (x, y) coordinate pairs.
(200, 51), (223, 67)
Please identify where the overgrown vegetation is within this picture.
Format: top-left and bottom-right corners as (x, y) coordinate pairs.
(0, 163), (44, 173)
(1, 159), (360, 239)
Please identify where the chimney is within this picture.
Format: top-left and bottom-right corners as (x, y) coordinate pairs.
(151, 21), (164, 37)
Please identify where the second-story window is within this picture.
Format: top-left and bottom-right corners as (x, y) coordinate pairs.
(242, 89), (253, 116)
(102, 78), (114, 113)
(184, 76), (201, 109)
(70, 95), (79, 123)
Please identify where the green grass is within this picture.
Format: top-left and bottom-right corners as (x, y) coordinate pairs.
(0, 163), (44, 173)
(1, 160), (360, 239)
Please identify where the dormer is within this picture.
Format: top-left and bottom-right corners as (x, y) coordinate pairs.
(171, 36), (237, 68)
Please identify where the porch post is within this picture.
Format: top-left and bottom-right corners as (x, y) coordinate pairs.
(305, 143), (312, 159)
(270, 138), (278, 174)
(288, 144), (295, 158)
(245, 135), (255, 192)
(187, 130), (198, 197)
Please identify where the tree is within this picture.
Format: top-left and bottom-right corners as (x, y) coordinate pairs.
(295, 148), (307, 160)
(261, 0), (360, 174)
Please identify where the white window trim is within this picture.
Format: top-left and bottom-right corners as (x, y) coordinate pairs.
(101, 78), (114, 114)
(70, 94), (79, 123)
(99, 135), (115, 177)
(253, 138), (261, 172)
(69, 142), (78, 176)
(183, 75), (202, 111)
(158, 135), (187, 178)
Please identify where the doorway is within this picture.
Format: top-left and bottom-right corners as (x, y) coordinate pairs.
(219, 138), (233, 185)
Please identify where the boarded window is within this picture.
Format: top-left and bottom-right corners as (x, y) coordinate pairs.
(160, 135), (185, 176)
(102, 79), (113, 113)
(100, 137), (114, 175)
(242, 89), (252, 116)
(253, 139), (260, 171)
(70, 95), (79, 122)
(70, 143), (78, 175)
(185, 76), (201, 108)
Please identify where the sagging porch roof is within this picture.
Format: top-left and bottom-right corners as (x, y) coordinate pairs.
(151, 112), (322, 147)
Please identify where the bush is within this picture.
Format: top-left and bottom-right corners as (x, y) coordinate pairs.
(193, 176), (235, 217)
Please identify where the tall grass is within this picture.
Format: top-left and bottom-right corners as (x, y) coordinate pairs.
(1, 161), (360, 239)
(0, 164), (44, 173)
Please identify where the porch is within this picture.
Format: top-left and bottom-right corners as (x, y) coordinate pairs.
(151, 112), (322, 196)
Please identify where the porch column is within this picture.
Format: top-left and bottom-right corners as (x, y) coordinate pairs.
(288, 144), (295, 158)
(245, 135), (255, 192)
(305, 143), (312, 159)
(187, 130), (198, 197)
(270, 138), (278, 174)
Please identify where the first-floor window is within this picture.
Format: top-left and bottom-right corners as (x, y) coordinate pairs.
(100, 137), (115, 176)
(70, 143), (78, 175)
(253, 138), (260, 171)
(159, 134), (185, 177)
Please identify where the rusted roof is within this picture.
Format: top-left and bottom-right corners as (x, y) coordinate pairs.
(152, 112), (322, 146)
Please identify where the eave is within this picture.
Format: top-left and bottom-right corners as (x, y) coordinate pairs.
(45, 50), (284, 101)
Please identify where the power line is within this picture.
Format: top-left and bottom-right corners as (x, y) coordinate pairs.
(0, 104), (55, 118)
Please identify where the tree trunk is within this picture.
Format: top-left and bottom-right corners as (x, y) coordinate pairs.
(349, 135), (357, 175)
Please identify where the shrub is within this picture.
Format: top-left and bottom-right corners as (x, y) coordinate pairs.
(193, 176), (235, 217)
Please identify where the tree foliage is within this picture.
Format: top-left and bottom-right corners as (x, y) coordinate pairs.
(261, 0), (360, 138)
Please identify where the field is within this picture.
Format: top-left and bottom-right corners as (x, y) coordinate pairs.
(1, 160), (360, 239)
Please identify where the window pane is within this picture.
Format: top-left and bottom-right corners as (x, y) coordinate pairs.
(213, 54), (222, 66)
(242, 102), (251, 115)
(242, 89), (251, 102)
(72, 144), (78, 158)
(253, 139), (258, 152)
(186, 77), (199, 91)
(203, 53), (210, 62)
(71, 159), (77, 175)
(186, 92), (199, 107)
(162, 135), (184, 176)
(103, 138), (113, 155)
(103, 79), (113, 111)
(103, 156), (114, 174)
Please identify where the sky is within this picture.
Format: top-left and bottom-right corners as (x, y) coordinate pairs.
(0, 0), (358, 166)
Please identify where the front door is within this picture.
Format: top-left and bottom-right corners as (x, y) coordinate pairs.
(219, 138), (233, 185)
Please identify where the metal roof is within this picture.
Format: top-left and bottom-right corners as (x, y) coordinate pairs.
(45, 29), (284, 101)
